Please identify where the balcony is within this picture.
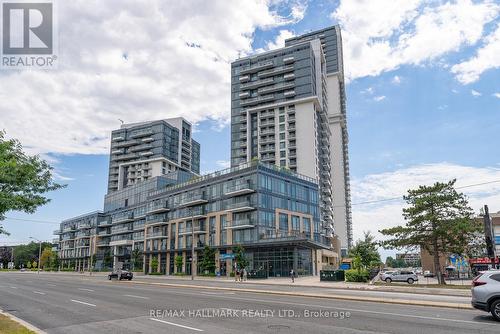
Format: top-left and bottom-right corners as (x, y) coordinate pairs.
(225, 182), (254, 197)
(284, 90), (296, 97)
(53, 229), (61, 235)
(240, 77), (274, 90)
(109, 238), (133, 247)
(179, 193), (208, 207)
(130, 144), (153, 152)
(139, 151), (153, 157)
(226, 200), (255, 213)
(114, 153), (139, 161)
(96, 240), (110, 247)
(111, 149), (123, 155)
(239, 91), (250, 99)
(111, 226), (134, 234)
(113, 139), (138, 148)
(146, 231), (168, 239)
(98, 219), (112, 227)
(283, 56), (294, 64)
(258, 82), (294, 94)
(226, 218), (255, 230)
(113, 212), (134, 224)
(52, 238), (60, 244)
(240, 94), (274, 107)
(240, 60), (274, 75)
(63, 226), (76, 232)
(145, 214), (167, 226)
(147, 202), (169, 214)
(239, 74), (250, 82)
(112, 135), (125, 141)
(142, 137), (154, 143)
(130, 128), (153, 138)
(258, 65), (294, 78)
(283, 73), (295, 80)
(97, 229), (111, 236)
(178, 225), (206, 235)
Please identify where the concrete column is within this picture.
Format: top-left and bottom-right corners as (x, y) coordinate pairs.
(166, 252), (170, 275)
(148, 254), (152, 274)
(157, 253), (161, 273)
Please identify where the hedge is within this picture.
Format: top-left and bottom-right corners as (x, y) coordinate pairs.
(345, 269), (370, 282)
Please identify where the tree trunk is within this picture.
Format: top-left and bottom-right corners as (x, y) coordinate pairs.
(432, 236), (445, 285)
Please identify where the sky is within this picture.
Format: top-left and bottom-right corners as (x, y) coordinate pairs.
(1, 0), (499, 260)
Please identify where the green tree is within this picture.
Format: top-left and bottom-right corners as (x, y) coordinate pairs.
(32, 260), (37, 269)
(379, 179), (480, 284)
(151, 256), (159, 272)
(50, 253), (60, 270)
(233, 245), (248, 269)
(26, 261), (31, 269)
(40, 247), (55, 269)
(13, 241), (51, 268)
(175, 255), (183, 273)
(0, 131), (65, 235)
(131, 248), (142, 271)
(200, 245), (216, 274)
(348, 232), (381, 270)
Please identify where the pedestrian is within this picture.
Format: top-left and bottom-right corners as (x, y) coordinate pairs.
(243, 268), (247, 281)
(290, 269), (295, 283)
(235, 268), (239, 282)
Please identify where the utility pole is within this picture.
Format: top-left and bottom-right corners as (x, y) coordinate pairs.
(89, 236), (93, 276)
(29, 237), (42, 275)
(191, 207), (195, 281)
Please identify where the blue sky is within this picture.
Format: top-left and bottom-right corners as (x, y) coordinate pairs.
(1, 1), (499, 259)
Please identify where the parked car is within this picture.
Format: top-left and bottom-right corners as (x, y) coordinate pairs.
(108, 270), (133, 280)
(383, 270), (418, 284)
(471, 270), (500, 321)
(423, 270), (435, 278)
(379, 271), (394, 281)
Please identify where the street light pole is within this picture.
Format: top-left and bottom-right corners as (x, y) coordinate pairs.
(29, 237), (42, 275)
(191, 207), (195, 281)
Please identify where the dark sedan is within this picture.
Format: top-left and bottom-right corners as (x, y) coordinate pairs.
(108, 270), (133, 280)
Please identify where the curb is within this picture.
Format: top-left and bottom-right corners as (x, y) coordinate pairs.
(119, 280), (473, 310)
(0, 309), (47, 334)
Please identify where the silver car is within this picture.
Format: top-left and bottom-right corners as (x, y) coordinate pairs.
(379, 271), (394, 281)
(471, 270), (500, 321)
(383, 270), (418, 284)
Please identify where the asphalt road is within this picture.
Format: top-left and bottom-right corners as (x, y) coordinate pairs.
(0, 272), (497, 334)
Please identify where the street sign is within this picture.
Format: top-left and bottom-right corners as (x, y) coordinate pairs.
(219, 254), (235, 260)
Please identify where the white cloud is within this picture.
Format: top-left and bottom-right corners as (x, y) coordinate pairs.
(391, 75), (401, 84)
(451, 23), (500, 84)
(452, 89), (459, 94)
(471, 89), (482, 97)
(257, 29), (296, 52)
(331, 0), (499, 82)
(351, 163), (500, 243)
(216, 160), (231, 169)
(493, 92), (500, 98)
(373, 95), (386, 102)
(0, 0), (307, 155)
(361, 87), (374, 95)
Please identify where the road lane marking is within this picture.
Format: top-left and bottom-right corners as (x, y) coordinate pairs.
(70, 299), (96, 307)
(123, 294), (150, 299)
(78, 288), (95, 292)
(154, 289), (495, 327)
(33, 291), (46, 295)
(150, 318), (203, 332)
(10, 286), (17, 289)
(46, 284), (56, 287)
(199, 291), (235, 295)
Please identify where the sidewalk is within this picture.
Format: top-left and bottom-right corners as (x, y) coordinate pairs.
(18, 271), (472, 297)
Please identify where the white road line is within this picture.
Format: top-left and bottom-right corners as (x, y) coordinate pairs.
(33, 291), (46, 295)
(123, 294), (150, 299)
(78, 288), (94, 292)
(46, 284), (56, 287)
(10, 286), (17, 289)
(161, 290), (492, 327)
(199, 291), (235, 295)
(150, 318), (203, 332)
(70, 299), (96, 307)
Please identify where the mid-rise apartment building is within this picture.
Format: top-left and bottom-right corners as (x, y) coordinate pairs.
(108, 118), (200, 193)
(230, 25), (352, 253)
(55, 161), (337, 276)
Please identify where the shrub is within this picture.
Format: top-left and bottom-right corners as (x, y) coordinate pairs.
(345, 269), (369, 282)
(174, 272), (186, 276)
(149, 272), (164, 275)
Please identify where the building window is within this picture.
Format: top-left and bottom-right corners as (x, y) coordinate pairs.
(292, 216), (300, 231)
(279, 213), (288, 231)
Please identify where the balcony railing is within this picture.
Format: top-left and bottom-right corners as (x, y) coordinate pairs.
(226, 219), (255, 229)
(226, 200), (255, 213)
(240, 60), (274, 74)
(129, 128), (153, 138)
(146, 231), (169, 239)
(240, 94), (274, 107)
(178, 193), (208, 207)
(240, 77), (274, 90)
(178, 225), (206, 235)
(112, 212), (134, 224)
(225, 181), (254, 197)
(147, 201), (169, 214)
(258, 65), (294, 78)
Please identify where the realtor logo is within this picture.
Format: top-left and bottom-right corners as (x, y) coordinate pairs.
(1, 0), (58, 69)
